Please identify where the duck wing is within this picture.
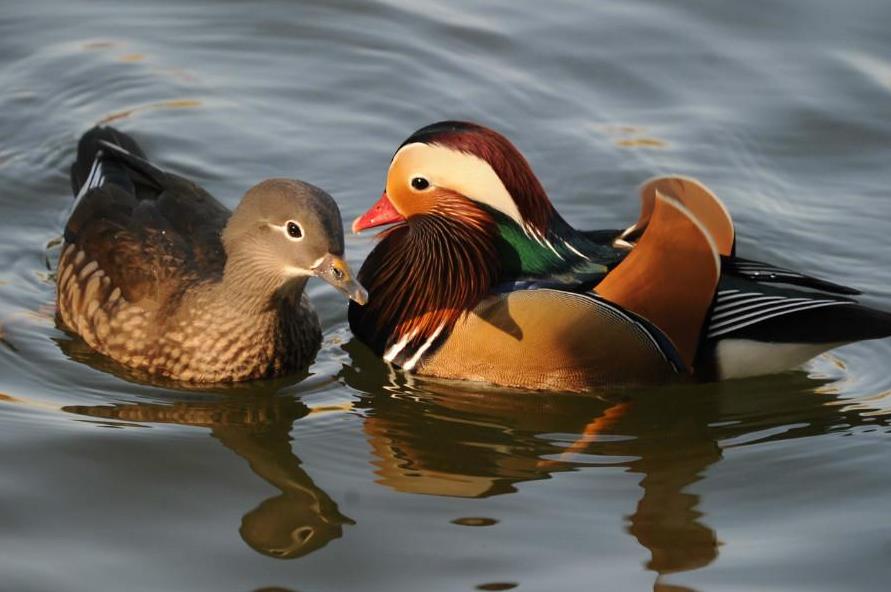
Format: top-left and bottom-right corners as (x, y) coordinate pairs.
(616, 176), (735, 256)
(544, 176), (887, 380)
(700, 275), (891, 379)
(595, 190), (721, 368)
(706, 276), (889, 343)
(606, 176), (861, 294)
(64, 126), (231, 309)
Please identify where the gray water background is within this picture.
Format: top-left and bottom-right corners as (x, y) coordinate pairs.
(2, 1), (891, 590)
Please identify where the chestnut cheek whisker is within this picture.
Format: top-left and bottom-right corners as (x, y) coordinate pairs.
(357, 196), (501, 355)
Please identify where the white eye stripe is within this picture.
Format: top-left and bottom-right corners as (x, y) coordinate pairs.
(392, 143), (524, 226)
(283, 265), (313, 277)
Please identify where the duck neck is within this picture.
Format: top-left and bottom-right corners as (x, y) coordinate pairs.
(218, 253), (307, 316)
(488, 209), (616, 280)
(350, 207), (500, 360)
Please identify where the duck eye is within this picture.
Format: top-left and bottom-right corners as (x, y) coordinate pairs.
(286, 221), (303, 239)
(410, 177), (430, 191)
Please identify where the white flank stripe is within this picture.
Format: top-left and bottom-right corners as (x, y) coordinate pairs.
(712, 297), (817, 320)
(403, 325), (444, 371)
(714, 295), (786, 312)
(710, 299), (841, 331)
(714, 295), (790, 314)
(708, 301), (851, 338)
(715, 291), (763, 304)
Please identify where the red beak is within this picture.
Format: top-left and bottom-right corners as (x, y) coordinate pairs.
(352, 191), (406, 233)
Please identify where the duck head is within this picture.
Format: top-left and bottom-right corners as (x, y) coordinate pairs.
(223, 178), (367, 304)
(352, 121), (556, 236)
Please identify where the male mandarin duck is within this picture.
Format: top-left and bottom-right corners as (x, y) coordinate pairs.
(58, 126), (366, 383)
(348, 121), (891, 391)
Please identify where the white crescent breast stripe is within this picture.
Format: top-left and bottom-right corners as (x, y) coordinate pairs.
(403, 324), (445, 371)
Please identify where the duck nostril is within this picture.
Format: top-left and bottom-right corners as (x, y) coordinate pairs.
(331, 266), (344, 281)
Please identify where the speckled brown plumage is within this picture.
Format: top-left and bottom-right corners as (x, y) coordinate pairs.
(58, 126), (363, 383)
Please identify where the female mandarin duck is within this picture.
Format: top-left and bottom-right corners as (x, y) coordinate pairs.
(59, 127), (366, 383)
(349, 121), (891, 391)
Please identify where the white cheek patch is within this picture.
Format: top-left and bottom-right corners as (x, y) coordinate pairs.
(393, 143), (526, 227)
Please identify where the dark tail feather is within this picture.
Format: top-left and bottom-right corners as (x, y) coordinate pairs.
(70, 126), (146, 196)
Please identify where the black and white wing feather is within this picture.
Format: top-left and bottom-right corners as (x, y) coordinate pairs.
(706, 278), (891, 344)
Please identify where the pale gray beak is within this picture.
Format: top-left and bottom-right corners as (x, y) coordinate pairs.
(312, 254), (368, 305)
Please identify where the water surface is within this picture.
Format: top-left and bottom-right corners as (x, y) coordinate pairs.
(2, 1), (891, 590)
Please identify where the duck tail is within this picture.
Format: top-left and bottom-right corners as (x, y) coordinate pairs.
(70, 126), (146, 197)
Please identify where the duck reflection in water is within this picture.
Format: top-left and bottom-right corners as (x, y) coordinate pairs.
(57, 335), (889, 584)
(61, 390), (354, 560)
(340, 340), (889, 590)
